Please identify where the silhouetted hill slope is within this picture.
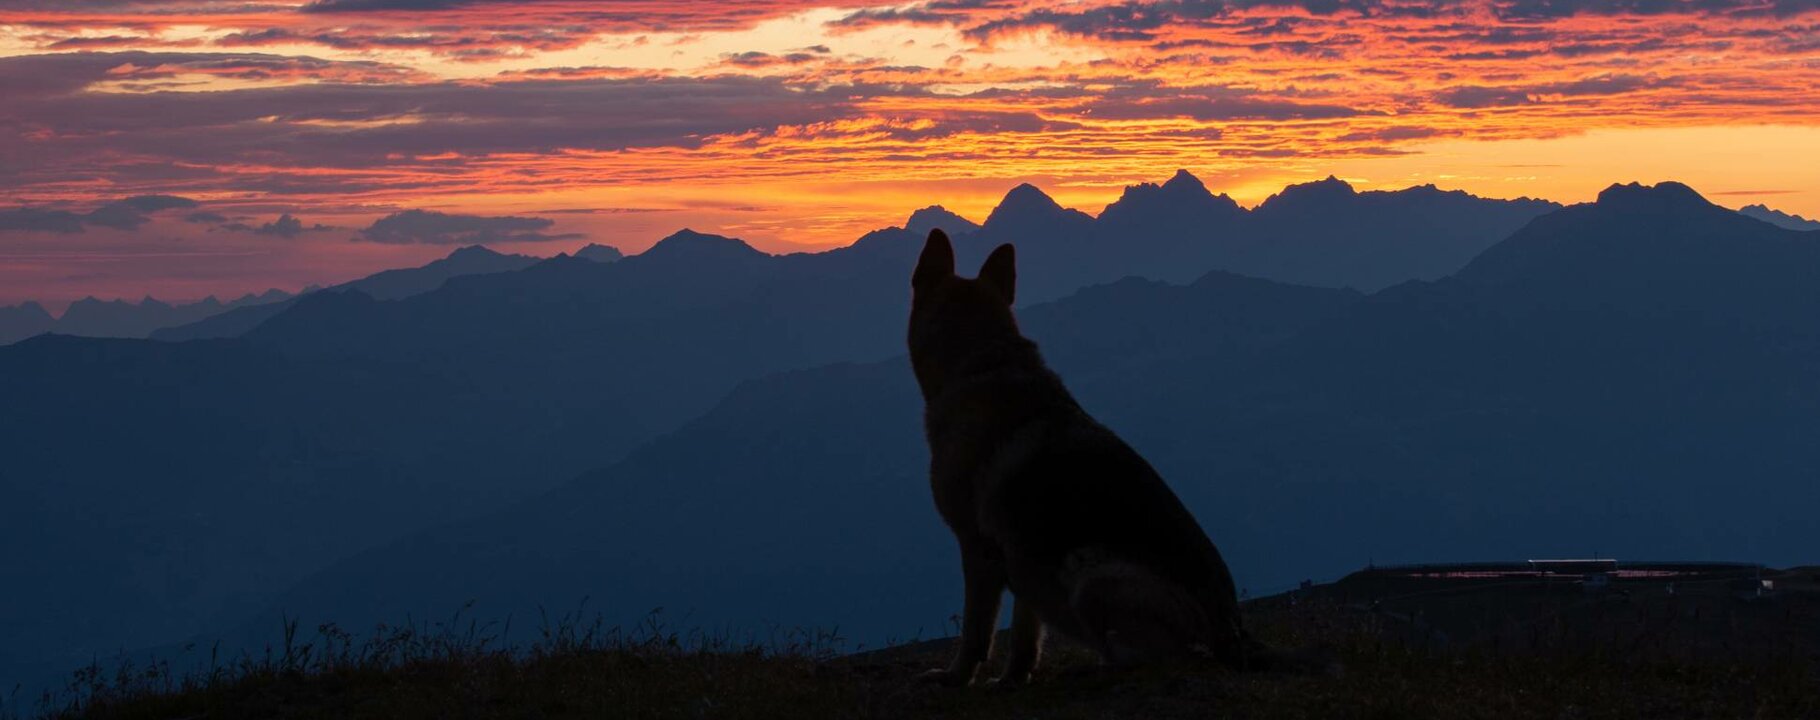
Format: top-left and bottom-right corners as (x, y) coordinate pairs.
(0, 301), (54, 345)
(1737, 203), (1820, 232)
(255, 183), (1820, 652)
(1, 229), (916, 680)
(349, 244), (542, 300)
(236, 272), (1368, 651)
(151, 245), (537, 341)
(0, 335), (511, 678)
(52, 575), (1820, 720)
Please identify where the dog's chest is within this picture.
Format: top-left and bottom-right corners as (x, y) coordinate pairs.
(926, 404), (1053, 540)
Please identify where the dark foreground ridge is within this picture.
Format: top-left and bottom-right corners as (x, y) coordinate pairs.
(31, 565), (1820, 720)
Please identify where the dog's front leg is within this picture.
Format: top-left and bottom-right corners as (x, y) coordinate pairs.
(923, 545), (1004, 687)
(992, 596), (1044, 686)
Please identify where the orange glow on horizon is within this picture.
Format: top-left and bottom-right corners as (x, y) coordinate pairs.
(0, 0), (1816, 303)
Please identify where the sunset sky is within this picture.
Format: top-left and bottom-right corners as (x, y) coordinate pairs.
(2, 0), (1817, 307)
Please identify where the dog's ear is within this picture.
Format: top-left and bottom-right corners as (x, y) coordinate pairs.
(978, 243), (1016, 305)
(913, 229), (955, 290)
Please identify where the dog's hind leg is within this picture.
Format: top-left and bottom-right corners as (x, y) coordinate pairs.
(1068, 561), (1210, 666)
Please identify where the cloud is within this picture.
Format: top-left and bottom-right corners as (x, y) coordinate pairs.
(1492, 0), (1820, 19)
(1, 53), (871, 158)
(184, 211), (229, 224)
(353, 209), (579, 244)
(222, 213), (333, 238)
(300, 0), (477, 10)
(1077, 90), (1372, 121)
(1436, 74), (1660, 108)
(0, 208), (87, 234)
(0, 195), (203, 233)
(718, 51), (824, 68)
(119, 195), (200, 213)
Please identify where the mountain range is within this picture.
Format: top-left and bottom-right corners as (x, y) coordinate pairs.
(149, 244), (556, 341)
(0, 290), (294, 345)
(2, 173), (1816, 691)
(0, 244), (602, 347)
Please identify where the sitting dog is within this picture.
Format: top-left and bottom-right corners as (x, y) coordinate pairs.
(908, 229), (1257, 686)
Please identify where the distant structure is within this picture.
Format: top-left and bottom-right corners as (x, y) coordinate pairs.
(1351, 559), (1764, 595)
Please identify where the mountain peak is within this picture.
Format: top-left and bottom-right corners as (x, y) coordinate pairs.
(641, 229), (765, 262)
(1100, 169), (1242, 227)
(1285, 175), (1356, 196)
(446, 245), (504, 261)
(997, 182), (1059, 210)
(1256, 176), (1357, 213)
(1594, 181), (1713, 211)
(905, 206), (980, 237)
(575, 243), (625, 263)
(1161, 168), (1206, 192)
(984, 183), (1092, 232)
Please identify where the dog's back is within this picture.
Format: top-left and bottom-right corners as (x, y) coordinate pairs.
(909, 230), (1247, 681)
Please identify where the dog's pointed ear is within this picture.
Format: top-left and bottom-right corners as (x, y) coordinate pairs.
(913, 229), (954, 290)
(978, 243), (1016, 304)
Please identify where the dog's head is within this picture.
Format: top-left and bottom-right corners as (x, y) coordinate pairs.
(908, 229), (1019, 393)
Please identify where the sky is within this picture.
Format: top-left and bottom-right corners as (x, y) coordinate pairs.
(1, 0), (1817, 308)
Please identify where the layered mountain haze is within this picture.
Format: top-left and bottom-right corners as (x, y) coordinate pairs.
(150, 244), (547, 341)
(0, 302), (54, 346)
(2, 175), (1817, 694)
(1737, 203), (1820, 232)
(0, 291), (294, 345)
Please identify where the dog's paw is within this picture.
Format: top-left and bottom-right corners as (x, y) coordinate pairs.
(984, 672), (1030, 691)
(918, 667), (972, 687)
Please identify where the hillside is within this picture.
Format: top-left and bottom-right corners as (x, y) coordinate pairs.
(37, 568), (1820, 719)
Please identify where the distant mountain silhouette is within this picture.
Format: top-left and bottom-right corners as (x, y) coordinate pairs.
(0, 290), (294, 345)
(574, 243), (626, 263)
(152, 244), (537, 341)
(1737, 203), (1820, 232)
(1228, 177), (1560, 290)
(904, 206), (979, 237)
(1093, 169), (1248, 284)
(0, 301), (54, 345)
(866, 171), (1558, 299)
(235, 181), (1820, 656)
(637, 228), (769, 264)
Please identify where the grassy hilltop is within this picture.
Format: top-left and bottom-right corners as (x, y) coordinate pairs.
(26, 567), (1820, 720)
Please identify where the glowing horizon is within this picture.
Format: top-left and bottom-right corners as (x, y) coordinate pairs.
(2, 0), (1817, 305)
